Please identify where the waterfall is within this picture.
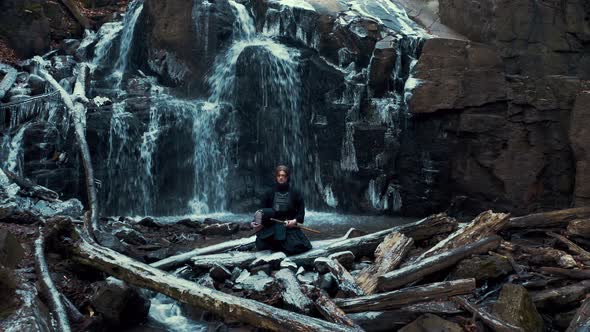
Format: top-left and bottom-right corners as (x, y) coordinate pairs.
(4, 123), (31, 175)
(112, 0), (144, 89)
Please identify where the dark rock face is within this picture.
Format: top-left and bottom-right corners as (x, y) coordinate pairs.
(570, 84), (590, 207)
(439, 0), (590, 78)
(0, 230), (25, 268)
(404, 36), (582, 215)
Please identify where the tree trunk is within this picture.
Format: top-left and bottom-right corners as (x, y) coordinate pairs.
(566, 218), (590, 238)
(538, 267), (590, 279)
(58, 0), (91, 29)
(70, 231), (358, 332)
(355, 232), (413, 295)
(306, 288), (362, 330)
(547, 231), (590, 260)
(378, 236), (501, 291)
(35, 60), (99, 239)
(0, 63), (17, 101)
(506, 207), (590, 230)
(2, 168), (59, 202)
(531, 280), (590, 309)
(314, 257), (364, 297)
(515, 245), (577, 269)
(335, 279), (475, 313)
(35, 227), (71, 332)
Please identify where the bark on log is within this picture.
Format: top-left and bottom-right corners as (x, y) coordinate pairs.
(415, 210), (509, 261)
(567, 219), (590, 238)
(191, 250), (272, 269)
(506, 207), (590, 230)
(516, 245), (577, 269)
(566, 297), (590, 332)
(378, 236), (501, 291)
(355, 232), (413, 295)
(531, 280), (590, 309)
(35, 59), (98, 239)
(307, 288), (362, 330)
(335, 279), (475, 313)
(275, 269), (314, 314)
(314, 257), (364, 297)
(539, 267), (590, 280)
(451, 296), (524, 332)
(547, 231), (590, 260)
(35, 227), (71, 332)
(71, 231), (358, 332)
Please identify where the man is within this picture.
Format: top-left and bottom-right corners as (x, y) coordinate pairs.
(251, 165), (312, 255)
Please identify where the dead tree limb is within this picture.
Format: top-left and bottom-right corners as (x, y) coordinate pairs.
(34, 58), (99, 239)
(71, 231), (357, 332)
(505, 207), (590, 230)
(538, 267), (590, 280)
(57, 0), (91, 29)
(335, 279), (475, 313)
(378, 236), (501, 291)
(0, 63), (18, 100)
(355, 232), (413, 295)
(35, 226), (71, 332)
(547, 231), (590, 260)
(415, 210), (509, 261)
(2, 168), (59, 202)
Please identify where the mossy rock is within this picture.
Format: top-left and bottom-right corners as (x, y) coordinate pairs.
(450, 254), (513, 282)
(492, 284), (543, 332)
(0, 265), (18, 320)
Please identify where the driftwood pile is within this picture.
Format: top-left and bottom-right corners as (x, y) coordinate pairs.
(47, 206), (590, 331)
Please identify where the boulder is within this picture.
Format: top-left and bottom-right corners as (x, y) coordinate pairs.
(89, 280), (150, 328)
(492, 284), (543, 332)
(450, 254), (513, 282)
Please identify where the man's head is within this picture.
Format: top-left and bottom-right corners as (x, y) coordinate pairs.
(274, 165), (290, 184)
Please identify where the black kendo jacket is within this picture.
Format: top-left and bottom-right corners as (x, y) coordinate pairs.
(261, 183), (305, 224)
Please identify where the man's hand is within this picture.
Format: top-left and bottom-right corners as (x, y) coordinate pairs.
(250, 221), (263, 232)
(286, 219), (298, 228)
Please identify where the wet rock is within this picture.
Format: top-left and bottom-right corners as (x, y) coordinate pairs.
(0, 0), (51, 58)
(90, 280), (150, 328)
(199, 223), (239, 236)
(318, 272), (338, 295)
(33, 199), (83, 218)
(492, 284), (543, 332)
(50, 55), (77, 81)
(368, 36), (399, 97)
(113, 227), (148, 245)
(26, 74), (46, 95)
(209, 264), (232, 282)
(297, 271), (319, 285)
(249, 252), (286, 270)
(196, 274), (216, 289)
(280, 258), (298, 272)
(0, 230), (24, 268)
(450, 254), (513, 282)
(137, 216), (161, 228)
(328, 251), (355, 270)
(399, 313), (463, 332)
(234, 272), (275, 292)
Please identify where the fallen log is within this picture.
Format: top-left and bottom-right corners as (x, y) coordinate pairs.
(335, 279), (475, 313)
(314, 257), (364, 297)
(415, 210), (509, 261)
(567, 219), (590, 238)
(531, 280), (590, 309)
(305, 287), (362, 330)
(451, 296), (524, 332)
(70, 230), (357, 332)
(35, 58), (99, 238)
(35, 226), (71, 332)
(505, 207), (590, 230)
(275, 269), (313, 314)
(191, 251), (272, 269)
(378, 236), (501, 291)
(151, 236), (256, 270)
(538, 267), (590, 280)
(291, 214), (456, 267)
(516, 245), (577, 269)
(547, 231), (590, 260)
(152, 228), (363, 271)
(348, 301), (462, 332)
(58, 0), (90, 29)
(566, 297), (590, 332)
(355, 232), (413, 295)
